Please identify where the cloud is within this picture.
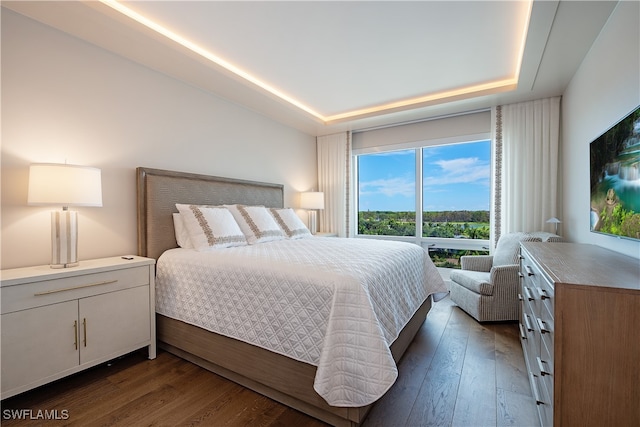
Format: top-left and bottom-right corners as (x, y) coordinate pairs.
(359, 176), (415, 198)
(367, 149), (414, 157)
(425, 157), (490, 186)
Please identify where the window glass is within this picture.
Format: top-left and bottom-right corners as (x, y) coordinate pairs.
(422, 140), (491, 240)
(357, 150), (416, 236)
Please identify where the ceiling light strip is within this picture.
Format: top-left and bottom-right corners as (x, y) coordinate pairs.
(98, 0), (325, 121)
(515, 0), (534, 82)
(99, 0), (532, 124)
(324, 78), (517, 123)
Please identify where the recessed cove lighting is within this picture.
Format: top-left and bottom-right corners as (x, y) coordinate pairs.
(99, 0), (533, 124)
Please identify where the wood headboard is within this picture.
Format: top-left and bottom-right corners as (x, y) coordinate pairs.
(136, 167), (284, 260)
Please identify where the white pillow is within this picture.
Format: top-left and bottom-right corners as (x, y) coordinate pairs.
(224, 204), (286, 244)
(270, 208), (312, 239)
(175, 204), (247, 250)
(172, 213), (194, 249)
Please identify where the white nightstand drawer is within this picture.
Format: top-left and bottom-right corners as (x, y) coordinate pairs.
(1, 266), (149, 314)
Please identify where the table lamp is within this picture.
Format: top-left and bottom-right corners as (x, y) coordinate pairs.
(546, 217), (561, 234)
(300, 191), (324, 235)
(28, 163), (102, 268)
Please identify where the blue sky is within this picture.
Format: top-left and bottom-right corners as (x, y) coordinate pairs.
(358, 140), (491, 212)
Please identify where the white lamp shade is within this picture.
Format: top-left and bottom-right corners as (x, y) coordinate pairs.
(300, 192), (324, 210)
(28, 163), (102, 207)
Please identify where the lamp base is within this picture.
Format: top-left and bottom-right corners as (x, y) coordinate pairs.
(308, 210), (317, 235)
(50, 261), (80, 269)
(50, 210), (79, 268)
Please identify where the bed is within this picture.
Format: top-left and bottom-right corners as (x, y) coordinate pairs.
(136, 167), (448, 426)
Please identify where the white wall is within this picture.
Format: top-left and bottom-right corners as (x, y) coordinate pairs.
(1, 9), (317, 269)
(562, 0), (640, 259)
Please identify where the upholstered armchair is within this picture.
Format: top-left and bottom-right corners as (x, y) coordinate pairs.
(449, 232), (548, 322)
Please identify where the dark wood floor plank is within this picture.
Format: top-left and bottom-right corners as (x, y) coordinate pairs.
(271, 408), (328, 427)
(492, 323), (532, 396)
(405, 304), (472, 426)
(201, 387), (257, 426)
(363, 294), (451, 427)
(134, 361), (239, 426)
(88, 383), (183, 427)
(496, 387), (539, 427)
(451, 320), (497, 427)
(67, 354), (195, 426)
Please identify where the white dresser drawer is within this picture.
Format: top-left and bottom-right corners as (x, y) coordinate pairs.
(539, 302), (554, 353)
(537, 372), (554, 427)
(1, 266), (150, 314)
(538, 272), (554, 314)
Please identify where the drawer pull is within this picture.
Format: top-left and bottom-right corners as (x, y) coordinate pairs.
(519, 324), (527, 340)
(524, 314), (534, 332)
(537, 356), (551, 376)
(538, 288), (549, 300)
(83, 318), (87, 347)
(34, 279), (118, 296)
(73, 320), (78, 350)
(529, 373), (544, 405)
(523, 287), (534, 301)
(536, 317), (550, 334)
(525, 265), (534, 276)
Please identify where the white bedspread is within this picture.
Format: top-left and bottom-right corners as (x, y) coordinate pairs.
(155, 237), (447, 407)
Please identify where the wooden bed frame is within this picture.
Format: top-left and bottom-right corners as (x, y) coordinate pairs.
(136, 167), (433, 427)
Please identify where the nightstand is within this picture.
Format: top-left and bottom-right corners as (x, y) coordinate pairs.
(1, 256), (156, 400)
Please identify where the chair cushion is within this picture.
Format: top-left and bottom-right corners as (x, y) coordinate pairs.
(450, 270), (493, 296)
(493, 232), (541, 266)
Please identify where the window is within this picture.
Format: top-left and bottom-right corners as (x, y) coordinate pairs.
(358, 150), (416, 236)
(422, 140), (491, 240)
(356, 140), (491, 267)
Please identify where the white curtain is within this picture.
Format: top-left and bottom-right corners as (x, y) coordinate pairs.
(317, 132), (351, 237)
(495, 97), (561, 238)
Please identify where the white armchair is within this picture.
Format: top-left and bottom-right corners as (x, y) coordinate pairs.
(448, 232), (550, 322)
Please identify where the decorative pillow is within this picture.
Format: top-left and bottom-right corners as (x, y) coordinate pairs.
(224, 204), (286, 244)
(175, 204), (247, 250)
(172, 213), (193, 249)
(270, 208), (312, 239)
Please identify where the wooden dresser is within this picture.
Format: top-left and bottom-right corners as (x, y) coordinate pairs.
(519, 242), (639, 427)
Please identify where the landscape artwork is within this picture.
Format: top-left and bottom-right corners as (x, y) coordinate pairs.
(590, 105), (640, 241)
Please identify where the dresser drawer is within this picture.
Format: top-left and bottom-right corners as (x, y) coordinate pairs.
(540, 333), (554, 376)
(537, 372), (554, 427)
(522, 304), (540, 370)
(1, 266), (150, 314)
(538, 302), (554, 352)
(538, 272), (554, 314)
(521, 254), (544, 314)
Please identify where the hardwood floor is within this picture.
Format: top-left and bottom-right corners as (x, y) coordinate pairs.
(1, 296), (538, 427)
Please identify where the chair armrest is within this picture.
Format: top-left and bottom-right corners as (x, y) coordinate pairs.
(489, 264), (521, 285)
(461, 255), (493, 272)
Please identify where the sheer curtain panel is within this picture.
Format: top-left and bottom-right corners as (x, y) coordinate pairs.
(317, 132), (351, 237)
(499, 97), (561, 235)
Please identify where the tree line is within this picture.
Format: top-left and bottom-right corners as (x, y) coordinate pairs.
(358, 210), (490, 239)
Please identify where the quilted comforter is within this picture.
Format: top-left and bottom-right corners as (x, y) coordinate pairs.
(155, 237), (447, 407)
